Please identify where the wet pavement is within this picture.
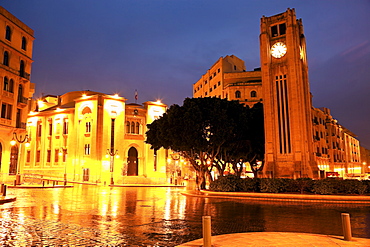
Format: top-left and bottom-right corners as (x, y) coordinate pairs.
(0, 184), (369, 246)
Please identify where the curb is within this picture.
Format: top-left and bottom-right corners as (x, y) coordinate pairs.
(182, 190), (370, 204)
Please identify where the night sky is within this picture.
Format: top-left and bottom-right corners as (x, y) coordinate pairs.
(2, 1), (370, 148)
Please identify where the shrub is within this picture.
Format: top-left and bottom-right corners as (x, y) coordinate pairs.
(209, 175), (241, 192)
(239, 178), (260, 192)
(260, 178), (288, 193)
(312, 179), (334, 195)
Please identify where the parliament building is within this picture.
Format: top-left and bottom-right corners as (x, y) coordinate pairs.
(193, 8), (364, 179)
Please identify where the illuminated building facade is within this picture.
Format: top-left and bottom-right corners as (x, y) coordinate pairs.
(0, 7), (35, 183)
(25, 91), (169, 185)
(193, 8), (363, 179)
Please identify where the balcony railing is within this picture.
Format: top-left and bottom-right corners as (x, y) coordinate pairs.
(19, 71), (30, 80)
(17, 96), (28, 104)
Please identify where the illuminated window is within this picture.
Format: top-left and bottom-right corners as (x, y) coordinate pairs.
(5, 26), (11, 41)
(235, 91), (241, 98)
(21, 37), (27, 50)
(3, 51), (9, 66)
(251, 91), (257, 97)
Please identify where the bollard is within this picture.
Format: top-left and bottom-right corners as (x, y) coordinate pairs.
(341, 213), (352, 241)
(1, 184), (3, 194)
(202, 216), (212, 247)
(2, 185), (6, 197)
(42, 181), (45, 187)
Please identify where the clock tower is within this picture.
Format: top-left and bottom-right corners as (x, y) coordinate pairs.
(260, 8), (318, 178)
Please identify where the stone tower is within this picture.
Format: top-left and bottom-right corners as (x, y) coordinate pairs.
(260, 8), (318, 178)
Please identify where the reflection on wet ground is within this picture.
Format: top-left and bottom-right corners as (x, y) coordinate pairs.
(0, 184), (369, 246)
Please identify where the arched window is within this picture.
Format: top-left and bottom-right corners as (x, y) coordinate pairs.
(9, 79), (14, 93)
(20, 60), (25, 78)
(3, 51), (9, 66)
(131, 122), (135, 134)
(3, 77), (8, 91)
(21, 37), (27, 50)
(5, 26), (11, 41)
(126, 121), (130, 134)
(136, 122), (140, 134)
(18, 84), (23, 102)
(235, 90), (241, 99)
(251, 90), (257, 97)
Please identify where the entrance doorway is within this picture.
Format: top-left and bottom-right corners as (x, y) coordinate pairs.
(127, 147), (138, 176)
(9, 145), (18, 175)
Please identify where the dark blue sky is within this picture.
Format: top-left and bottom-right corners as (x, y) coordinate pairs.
(3, 0), (370, 148)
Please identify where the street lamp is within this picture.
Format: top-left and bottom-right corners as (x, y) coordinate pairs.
(10, 132), (30, 185)
(106, 149), (119, 185)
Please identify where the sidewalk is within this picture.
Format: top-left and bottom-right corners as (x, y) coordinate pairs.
(176, 232), (370, 246)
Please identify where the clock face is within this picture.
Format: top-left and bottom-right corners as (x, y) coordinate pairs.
(271, 42), (287, 58)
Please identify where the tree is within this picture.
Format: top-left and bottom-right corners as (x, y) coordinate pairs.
(146, 97), (264, 189)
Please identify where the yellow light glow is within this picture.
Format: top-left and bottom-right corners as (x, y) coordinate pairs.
(25, 142), (30, 148)
(115, 154), (120, 159)
(10, 139), (16, 146)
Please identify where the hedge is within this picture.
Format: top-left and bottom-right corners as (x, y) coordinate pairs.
(209, 176), (369, 195)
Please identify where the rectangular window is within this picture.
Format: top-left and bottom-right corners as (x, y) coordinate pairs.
(63, 119), (68, 134)
(47, 150), (51, 162)
(26, 150), (31, 163)
(1, 103), (6, 118)
(271, 23), (286, 37)
(84, 144), (91, 155)
(49, 122), (53, 136)
(63, 149), (67, 162)
(37, 122), (42, 137)
(86, 122), (91, 133)
(1, 103), (12, 119)
(55, 149), (59, 162)
(36, 150), (40, 163)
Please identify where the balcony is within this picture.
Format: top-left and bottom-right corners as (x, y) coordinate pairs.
(17, 96), (29, 106)
(20, 71), (30, 80)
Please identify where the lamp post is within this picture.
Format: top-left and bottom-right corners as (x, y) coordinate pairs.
(106, 149), (118, 185)
(10, 132), (30, 185)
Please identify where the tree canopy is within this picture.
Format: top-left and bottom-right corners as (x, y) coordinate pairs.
(146, 97), (264, 189)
